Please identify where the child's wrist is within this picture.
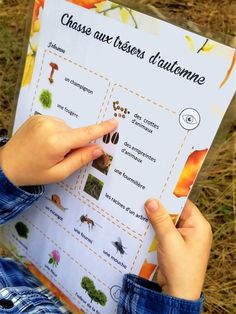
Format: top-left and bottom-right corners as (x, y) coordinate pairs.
(163, 285), (202, 301)
(0, 147), (20, 187)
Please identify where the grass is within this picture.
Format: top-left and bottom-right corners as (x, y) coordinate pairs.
(194, 131), (236, 313)
(0, 0), (29, 135)
(0, 0), (235, 313)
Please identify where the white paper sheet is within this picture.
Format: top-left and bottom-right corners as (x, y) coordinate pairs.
(3, 1), (236, 313)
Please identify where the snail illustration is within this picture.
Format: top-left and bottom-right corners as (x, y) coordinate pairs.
(45, 194), (68, 212)
(51, 194), (61, 206)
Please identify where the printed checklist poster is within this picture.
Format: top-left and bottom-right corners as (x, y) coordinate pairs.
(2, 0), (235, 313)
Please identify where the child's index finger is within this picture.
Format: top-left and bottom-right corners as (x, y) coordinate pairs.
(66, 119), (118, 149)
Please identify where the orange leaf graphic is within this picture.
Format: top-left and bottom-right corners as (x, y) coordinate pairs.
(31, 0), (45, 34)
(67, 0), (104, 9)
(138, 259), (157, 280)
(173, 149), (208, 198)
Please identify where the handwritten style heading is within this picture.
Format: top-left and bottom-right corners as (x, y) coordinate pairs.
(60, 13), (206, 86)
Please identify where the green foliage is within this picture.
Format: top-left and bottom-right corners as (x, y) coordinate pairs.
(81, 276), (95, 292)
(94, 290), (107, 306)
(84, 174), (104, 200)
(15, 222), (29, 239)
(81, 276), (107, 306)
(39, 89), (52, 109)
(0, 0), (29, 131)
(218, 204), (233, 222)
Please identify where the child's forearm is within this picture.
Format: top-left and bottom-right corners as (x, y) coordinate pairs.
(0, 135), (44, 223)
(0, 167), (44, 224)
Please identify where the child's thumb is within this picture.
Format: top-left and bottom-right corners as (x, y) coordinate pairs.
(145, 199), (177, 240)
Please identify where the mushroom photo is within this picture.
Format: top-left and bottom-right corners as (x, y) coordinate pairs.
(49, 62), (59, 83)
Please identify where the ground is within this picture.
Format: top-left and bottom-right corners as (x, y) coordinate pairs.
(0, 1), (235, 313)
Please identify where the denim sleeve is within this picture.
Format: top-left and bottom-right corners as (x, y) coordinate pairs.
(0, 168), (44, 225)
(118, 274), (204, 314)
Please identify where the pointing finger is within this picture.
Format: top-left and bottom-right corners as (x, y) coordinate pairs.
(65, 119), (118, 149)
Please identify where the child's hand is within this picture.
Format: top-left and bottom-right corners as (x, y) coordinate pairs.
(145, 199), (212, 301)
(0, 115), (118, 186)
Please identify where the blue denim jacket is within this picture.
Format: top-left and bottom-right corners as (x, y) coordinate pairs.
(0, 165), (204, 313)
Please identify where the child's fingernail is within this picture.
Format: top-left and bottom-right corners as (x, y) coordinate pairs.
(145, 199), (159, 213)
(93, 149), (103, 159)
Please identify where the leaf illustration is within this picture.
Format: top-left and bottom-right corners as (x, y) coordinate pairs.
(96, 3), (138, 27)
(21, 53), (36, 87)
(95, 1), (114, 13)
(173, 149), (208, 197)
(185, 35), (195, 51)
(95, 2), (107, 12)
(201, 43), (214, 52)
(68, 0), (104, 9)
(138, 259), (157, 280)
(33, 19), (41, 33)
(39, 89), (53, 109)
(31, 0), (44, 35)
(148, 236), (158, 253)
(111, 3), (118, 9)
(197, 39), (214, 54)
(120, 7), (130, 24)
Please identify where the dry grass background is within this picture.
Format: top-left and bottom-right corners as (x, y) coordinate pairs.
(0, 0), (235, 313)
